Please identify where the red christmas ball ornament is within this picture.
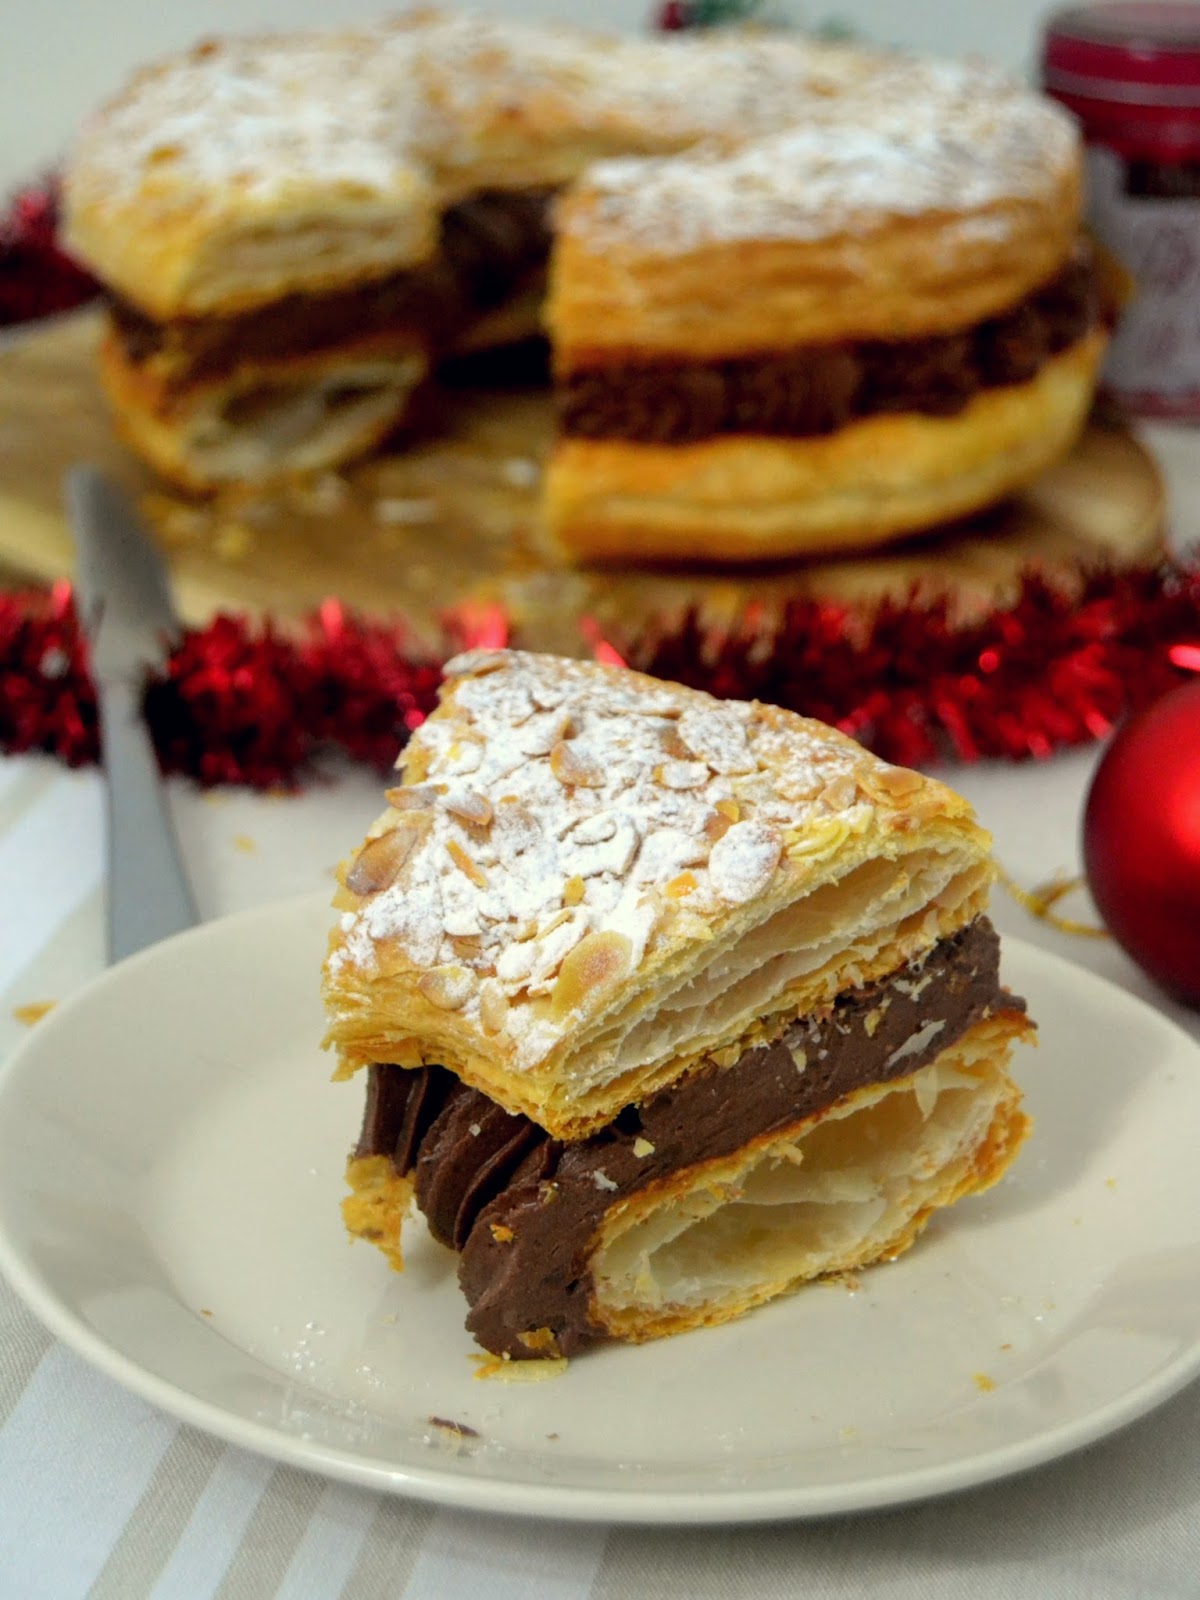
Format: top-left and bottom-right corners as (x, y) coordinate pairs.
(1083, 679), (1200, 1006)
(655, 2), (692, 30)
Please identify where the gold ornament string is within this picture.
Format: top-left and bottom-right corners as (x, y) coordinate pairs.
(996, 866), (1110, 939)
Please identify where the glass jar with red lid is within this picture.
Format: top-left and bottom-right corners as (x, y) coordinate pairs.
(1044, 3), (1200, 417)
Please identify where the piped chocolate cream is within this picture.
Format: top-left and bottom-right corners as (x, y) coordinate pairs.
(356, 916), (1021, 1359)
(558, 247), (1106, 445)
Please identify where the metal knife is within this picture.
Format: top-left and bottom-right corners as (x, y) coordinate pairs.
(65, 466), (198, 962)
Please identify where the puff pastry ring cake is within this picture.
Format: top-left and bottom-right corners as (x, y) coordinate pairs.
(323, 651), (1033, 1359)
(63, 14), (1107, 561)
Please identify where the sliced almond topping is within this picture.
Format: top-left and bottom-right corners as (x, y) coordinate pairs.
(874, 765), (925, 799)
(551, 929), (632, 1017)
(385, 783), (441, 811)
(447, 838), (487, 888)
(704, 809), (734, 844)
(445, 789), (493, 828)
(344, 817), (426, 896)
(666, 871), (698, 898)
(479, 980), (509, 1035)
(716, 799), (741, 822)
(656, 760), (709, 791)
(417, 965), (475, 1011)
(563, 875), (586, 906)
(549, 740), (603, 787)
(660, 728), (694, 761)
(632, 1136), (656, 1158)
(821, 773), (860, 810)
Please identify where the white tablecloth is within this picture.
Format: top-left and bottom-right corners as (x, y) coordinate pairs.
(0, 426), (1197, 1600)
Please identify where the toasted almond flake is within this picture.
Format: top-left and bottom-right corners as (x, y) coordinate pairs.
(788, 1043), (808, 1071)
(656, 759), (709, 790)
(385, 783), (442, 810)
(551, 929), (632, 1017)
(345, 819), (426, 895)
(632, 1136), (656, 1157)
(874, 765), (925, 799)
(479, 979), (509, 1035)
(489, 1222), (515, 1243)
(863, 1007), (883, 1038)
(704, 810), (734, 844)
(563, 875), (586, 906)
(549, 740), (603, 787)
(716, 799), (741, 821)
(821, 773), (860, 810)
(708, 820), (782, 904)
(417, 965), (475, 1011)
(666, 870), (698, 898)
(447, 838), (487, 888)
(445, 789), (493, 827)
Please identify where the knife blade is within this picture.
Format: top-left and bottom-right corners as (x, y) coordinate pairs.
(65, 466), (197, 962)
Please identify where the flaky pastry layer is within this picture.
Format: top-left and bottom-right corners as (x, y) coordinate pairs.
(64, 15), (1079, 326)
(543, 332), (1105, 565)
(589, 1012), (1030, 1343)
(323, 651), (994, 1140)
(98, 331), (427, 491)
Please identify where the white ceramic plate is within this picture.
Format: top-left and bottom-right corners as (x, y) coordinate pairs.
(2, 895), (1199, 1525)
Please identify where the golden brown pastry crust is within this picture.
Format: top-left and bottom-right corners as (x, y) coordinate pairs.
(64, 17), (1079, 326)
(322, 650), (994, 1141)
(98, 329), (427, 492)
(588, 1012), (1032, 1343)
(340, 1012), (1033, 1347)
(550, 175), (1081, 364)
(543, 333), (1106, 565)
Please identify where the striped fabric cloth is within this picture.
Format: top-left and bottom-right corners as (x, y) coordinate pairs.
(2, 752), (1200, 1600)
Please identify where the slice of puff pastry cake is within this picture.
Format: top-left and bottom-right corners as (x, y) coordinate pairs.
(323, 650), (1033, 1359)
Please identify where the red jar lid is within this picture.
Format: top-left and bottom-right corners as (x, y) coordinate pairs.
(1045, 3), (1200, 104)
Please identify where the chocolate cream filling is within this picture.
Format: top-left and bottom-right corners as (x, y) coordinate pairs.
(108, 189), (556, 384)
(558, 247), (1105, 444)
(355, 916), (1020, 1358)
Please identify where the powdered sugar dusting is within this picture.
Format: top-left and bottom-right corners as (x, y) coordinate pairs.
(66, 14), (1075, 277)
(330, 651), (883, 1072)
(570, 58), (1078, 254)
(709, 821), (783, 905)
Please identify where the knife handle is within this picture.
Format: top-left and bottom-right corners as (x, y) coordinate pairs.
(97, 679), (198, 962)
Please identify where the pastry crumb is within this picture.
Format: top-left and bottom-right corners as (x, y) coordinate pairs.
(470, 1352), (568, 1383)
(428, 1415), (480, 1439)
(12, 1000), (55, 1027)
(489, 1222), (515, 1243)
(199, 1308), (214, 1318)
(232, 834), (257, 853)
(374, 496), (437, 525)
(1105, 1177), (1118, 1191)
(632, 1137), (656, 1158)
(500, 457), (539, 489)
(973, 1372), (996, 1392)
(214, 522), (253, 561)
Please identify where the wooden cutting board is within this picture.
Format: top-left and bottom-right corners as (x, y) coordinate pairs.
(0, 312), (1167, 654)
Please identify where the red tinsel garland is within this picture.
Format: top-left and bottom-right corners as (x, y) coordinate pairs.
(1, 566), (1197, 787)
(0, 178), (96, 328)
